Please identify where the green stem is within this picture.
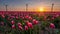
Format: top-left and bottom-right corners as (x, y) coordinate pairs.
(30, 28), (31, 34)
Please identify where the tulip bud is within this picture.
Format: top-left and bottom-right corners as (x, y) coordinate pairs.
(10, 16), (15, 18)
(27, 22), (33, 29)
(2, 15), (5, 18)
(18, 23), (22, 26)
(12, 25), (15, 29)
(28, 16), (32, 20)
(25, 25), (28, 30)
(11, 20), (15, 25)
(16, 16), (18, 19)
(20, 16), (22, 18)
(56, 14), (59, 17)
(26, 21), (29, 24)
(20, 16), (24, 19)
(33, 19), (38, 25)
(18, 26), (23, 30)
(25, 15), (29, 19)
(50, 23), (55, 29)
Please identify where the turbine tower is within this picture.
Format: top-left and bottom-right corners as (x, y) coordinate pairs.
(5, 4), (8, 11)
(51, 3), (54, 12)
(26, 4), (28, 11)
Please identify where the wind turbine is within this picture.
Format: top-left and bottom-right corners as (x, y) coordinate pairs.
(26, 4), (28, 11)
(51, 3), (54, 12)
(5, 4), (8, 11)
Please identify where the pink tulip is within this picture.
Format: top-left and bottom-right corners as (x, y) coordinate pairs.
(11, 20), (15, 25)
(28, 16), (32, 20)
(18, 26), (23, 30)
(50, 23), (55, 29)
(12, 25), (15, 29)
(22, 17), (24, 19)
(33, 19), (38, 25)
(26, 21), (30, 25)
(56, 14), (59, 17)
(27, 22), (33, 29)
(10, 16), (15, 18)
(18, 23), (22, 26)
(25, 25), (28, 30)
(25, 15), (29, 19)
(16, 16), (18, 19)
(2, 15), (5, 18)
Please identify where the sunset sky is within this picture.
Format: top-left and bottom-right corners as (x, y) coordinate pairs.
(0, 0), (60, 11)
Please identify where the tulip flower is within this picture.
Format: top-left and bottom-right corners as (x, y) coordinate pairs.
(33, 19), (38, 25)
(28, 16), (32, 20)
(18, 23), (22, 26)
(22, 17), (24, 19)
(20, 16), (23, 18)
(24, 25), (28, 30)
(18, 26), (23, 30)
(20, 16), (24, 19)
(56, 14), (59, 17)
(11, 20), (15, 25)
(12, 25), (15, 29)
(26, 21), (30, 25)
(10, 16), (15, 18)
(27, 22), (33, 29)
(16, 16), (18, 19)
(25, 15), (29, 19)
(2, 15), (5, 18)
(50, 23), (55, 29)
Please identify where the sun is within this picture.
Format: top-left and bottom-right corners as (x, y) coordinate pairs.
(39, 7), (45, 12)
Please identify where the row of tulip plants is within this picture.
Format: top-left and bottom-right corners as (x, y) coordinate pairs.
(0, 13), (60, 34)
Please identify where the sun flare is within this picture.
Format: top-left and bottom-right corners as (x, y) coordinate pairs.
(38, 7), (45, 12)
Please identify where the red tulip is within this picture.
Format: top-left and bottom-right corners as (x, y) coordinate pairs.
(50, 23), (55, 29)
(12, 25), (15, 29)
(27, 22), (33, 29)
(28, 16), (32, 20)
(18, 23), (22, 26)
(25, 25), (28, 30)
(20, 16), (22, 18)
(25, 15), (29, 19)
(20, 16), (24, 19)
(11, 20), (15, 25)
(33, 19), (38, 25)
(26, 21), (30, 24)
(18, 26), (23, 30)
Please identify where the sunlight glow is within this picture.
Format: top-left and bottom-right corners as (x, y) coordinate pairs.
(39, 7), (44, 12)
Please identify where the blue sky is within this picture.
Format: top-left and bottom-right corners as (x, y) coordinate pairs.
(0, 0), (60, 11)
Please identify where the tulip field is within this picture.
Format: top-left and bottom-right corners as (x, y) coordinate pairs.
(0, 11), (60, 34)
